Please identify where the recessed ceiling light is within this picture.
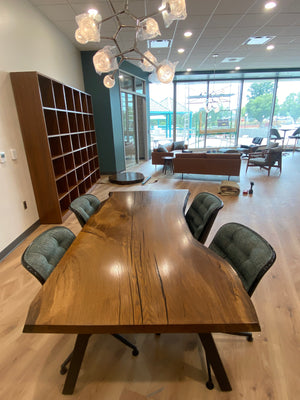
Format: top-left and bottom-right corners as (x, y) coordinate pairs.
(235, 66), (241, 70)
(267, 44), (275, 50)
(186, 68), (192, 72)
(265, 1), (277, 10)
(212, 54), (219, 58)
(178, 48), (185, 53)
(184, 31), (192, 38)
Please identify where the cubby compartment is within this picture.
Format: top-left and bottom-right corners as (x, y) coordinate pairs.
(64, 153), (75, 172)
(61, 135), (72, 153)
(64, 86), (75, 111)
(68, 112), (78, 132)
(89, 116), (95, 130)
(76, 114), (84, 132)
(44, 109), (59, 135)
(38, 75), (55, 108)
(70, 187), (79, 202)
(87, 145), (93, 159)
(81, 93), (88, 113)
(60, 194), (70, 215)
(83, 162), (90, 175)
(49, 137), (62, 157)
(89, 159), (95, 172)
(67, 171), (77, 189)
(83, 114), (90, 131)
(91, 131), (96, 143)
(71, 134), (80, 151)
(76, 166), (84, 182)
(52, 157), (65, 178)
(53, 81), (66, 109)
(81, 148), (88, 163)
(78, 181), (86, 195)
(87, 96), (93, 113)
(79, 133), (86, 148)
(84, 176), (92, 190)
(74, 150), (82, 167)
(57, 111), (69, 134)
(73, 90), (81, 112)
(86, 132), (92, 145)
(56, 176), (68, 198)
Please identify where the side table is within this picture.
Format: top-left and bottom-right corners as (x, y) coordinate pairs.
(162, 156), (174, 175)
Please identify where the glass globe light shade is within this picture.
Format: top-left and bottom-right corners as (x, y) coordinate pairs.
(139, 50), (157, 72)
(156, 60), (177, 84)
(137, 18), (161, 40)
(162, 0), (187, 28)
(103, 75), (115, 88)
(93, 46), (118, 74)
(75, 28), (88, 44)
(75, 13), (100, 42)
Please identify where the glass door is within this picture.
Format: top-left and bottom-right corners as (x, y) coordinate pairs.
(121, 92), (137, 167)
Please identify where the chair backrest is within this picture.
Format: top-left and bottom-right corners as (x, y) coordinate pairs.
(291, 127), (300, 136)
(185, 192), (224, 244)
(70, 194), (101, 227)
(21, 227), (76, 284)
(252, 137), (263, 145)
(209, 222), (276, 296)
(265, 146), (282, 166)
(270, 128), (280, 139)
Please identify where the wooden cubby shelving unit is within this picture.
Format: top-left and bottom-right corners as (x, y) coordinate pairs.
(10, 71), (100, 223)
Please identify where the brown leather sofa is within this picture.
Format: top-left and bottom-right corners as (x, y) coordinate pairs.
(173, 152), (241, 177)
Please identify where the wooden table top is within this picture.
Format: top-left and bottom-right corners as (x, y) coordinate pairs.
(24, 190), (260, 335)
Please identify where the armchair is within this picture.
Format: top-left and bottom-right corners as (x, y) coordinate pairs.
(246, 147), (282, 176)
(287, 127), (300, 152)
(270, 128), (284, 145)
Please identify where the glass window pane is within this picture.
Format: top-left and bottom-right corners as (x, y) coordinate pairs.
(120, 73), (134, 91)
(273, 79), (300, 148)
(239, 80), (275, 146)
(135, 78), (145, 94)
(149, 83), (173, 149)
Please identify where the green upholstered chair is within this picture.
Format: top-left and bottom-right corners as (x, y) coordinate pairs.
(21, 226), (139, 376)
(21, 226), (76, 284)
(203, 222), (276, 389)
(70, 194), (101, 227)
(246, 146), (282, 176)
(185, 192), (224, 244)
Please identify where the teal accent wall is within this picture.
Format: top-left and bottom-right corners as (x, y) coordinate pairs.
(81, 51), (149, 174)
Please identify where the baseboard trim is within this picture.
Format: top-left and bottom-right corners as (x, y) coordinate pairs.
(0, 220), (40, 261)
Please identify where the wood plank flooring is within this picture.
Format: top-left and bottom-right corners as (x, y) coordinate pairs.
(1, 153), (299, 400)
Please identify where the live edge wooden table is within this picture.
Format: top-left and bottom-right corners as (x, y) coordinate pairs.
(23, 190), (260, 395)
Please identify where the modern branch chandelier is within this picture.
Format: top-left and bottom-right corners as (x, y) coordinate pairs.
(75, 0), (187, 88)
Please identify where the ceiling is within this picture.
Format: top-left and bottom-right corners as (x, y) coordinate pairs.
(28, 0), (300, 74)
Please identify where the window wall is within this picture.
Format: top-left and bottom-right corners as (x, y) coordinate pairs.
(149, 77), (300, 150)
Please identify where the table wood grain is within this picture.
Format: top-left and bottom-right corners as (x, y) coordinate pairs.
(24, 190), (259, 335)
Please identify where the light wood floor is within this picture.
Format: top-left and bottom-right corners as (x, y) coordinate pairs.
(1, 153), (300, 400)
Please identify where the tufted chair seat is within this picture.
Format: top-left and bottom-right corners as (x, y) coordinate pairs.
(21, 227), (75, 284)
(70, 194), (101, 227)
(185, 192), (224, 244)
(209, 222), (276, 296)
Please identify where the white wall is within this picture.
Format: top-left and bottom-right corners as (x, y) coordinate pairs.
(0, 0), (84, 252)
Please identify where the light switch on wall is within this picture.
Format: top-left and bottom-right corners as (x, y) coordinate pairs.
(10, 148), (17, 160)
(0, 152), (6, 163)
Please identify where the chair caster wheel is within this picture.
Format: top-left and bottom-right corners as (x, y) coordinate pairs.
(60, 366), (68, 375)
(132, 349), (139, 357)
(206, 381), (214, 390)
(247, 335), (253, 342)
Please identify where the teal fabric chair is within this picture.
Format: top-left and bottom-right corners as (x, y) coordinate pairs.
(22, 226), (139, 376)
(203, 222), (276, 389)
(185, 192), (224, 244)
(70, 194), (101, 227)
(21, 227), (75, 284)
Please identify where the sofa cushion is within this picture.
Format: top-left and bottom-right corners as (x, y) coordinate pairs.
(156, 145), (168, 152)
(173, 141), (185, 150)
